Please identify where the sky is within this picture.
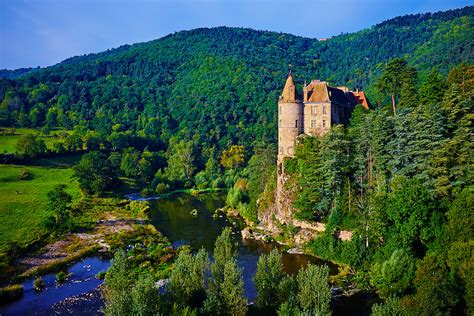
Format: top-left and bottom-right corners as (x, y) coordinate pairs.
(0, 0), (472, 69)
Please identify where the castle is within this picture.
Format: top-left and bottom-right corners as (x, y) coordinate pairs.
(277, 72), (369, 165)
(273, 72), (369, 225)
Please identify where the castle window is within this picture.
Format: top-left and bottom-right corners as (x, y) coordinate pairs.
(311, 106), (317, 114)
(311, 119), (317, 128)
(323, 105), (327, 115)
(295, 120), (298, 128)
(323, 119), (327, 127)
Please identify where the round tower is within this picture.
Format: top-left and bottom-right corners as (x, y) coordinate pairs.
(278, 72), (303, 165)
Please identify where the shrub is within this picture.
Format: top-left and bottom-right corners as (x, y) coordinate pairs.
(17, 169), (31, 180)
(34, 276), (45, 291)
(155, 182), (170, 194)
(56, 271), (68, 284)
(226, 188), (248, 209)
(96, 270), (106, 280)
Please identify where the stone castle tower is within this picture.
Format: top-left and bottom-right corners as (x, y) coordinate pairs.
(277, 72), (303, 164)
(274, 72), (370, 224)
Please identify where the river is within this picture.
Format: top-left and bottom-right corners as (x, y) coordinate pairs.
(0, 193), (376, 315)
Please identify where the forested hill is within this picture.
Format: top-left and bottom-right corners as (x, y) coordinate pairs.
(0, 6), (472, 152)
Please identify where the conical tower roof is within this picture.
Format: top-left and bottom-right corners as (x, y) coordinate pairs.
(280, 72), (297, 102)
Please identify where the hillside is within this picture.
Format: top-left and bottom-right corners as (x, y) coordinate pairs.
(0, 6), (472, 154)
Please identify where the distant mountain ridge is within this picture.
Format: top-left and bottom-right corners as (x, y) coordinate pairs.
(0, 6), (472, 150)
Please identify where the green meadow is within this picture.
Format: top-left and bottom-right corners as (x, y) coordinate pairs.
(0, 128), (70, 154)
(0, 164), (80, 252)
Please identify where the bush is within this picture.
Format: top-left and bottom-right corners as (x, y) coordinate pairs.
(56, 271), (68, 284)
(371, 297), (405, 316)
(34, 276), (45, 291)
(96, 270), (106, 280)
(211, 177), (224, 189)
(155, 182), (170, 194)
(226, 188), (248, 208)
(140, 187), (153, 197)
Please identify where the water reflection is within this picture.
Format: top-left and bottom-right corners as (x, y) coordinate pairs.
(149, 193), (338, 300)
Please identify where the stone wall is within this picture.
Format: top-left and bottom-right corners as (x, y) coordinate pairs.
(277, 101), (303, 163)
(303, 101), (332, 136)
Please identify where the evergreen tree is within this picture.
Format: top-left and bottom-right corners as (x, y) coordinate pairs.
(254, 249), (285, 310)
(296, 264), (331, 315)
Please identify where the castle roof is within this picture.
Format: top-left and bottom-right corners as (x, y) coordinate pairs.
(352, 91), (371, 110)
(280, 72), (299, 102)
(304, 80), (356, 107)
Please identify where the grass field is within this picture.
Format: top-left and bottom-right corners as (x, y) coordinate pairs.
(0, 127), (70, 154)
(0, 164), (80, 252)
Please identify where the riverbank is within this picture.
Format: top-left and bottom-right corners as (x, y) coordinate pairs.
(0, 197), (160, 299)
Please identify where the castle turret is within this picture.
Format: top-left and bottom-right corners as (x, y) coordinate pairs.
(278, 72), (303, 165)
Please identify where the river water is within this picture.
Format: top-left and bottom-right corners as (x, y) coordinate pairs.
(0, 193), (375, 315)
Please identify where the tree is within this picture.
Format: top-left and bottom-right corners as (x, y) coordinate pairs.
(296, 264), (331, 315)
(168, 249), (209, 308)
(370, 249), (416, 298)
(204, 227), (240, 315)
(103, 250), (133, 315)
(411, 254), (460, 314)
(254, 249), (285, 310)
(15, 134), (46, 158)
(46, 184), (73, 227)
(371, 297), (405, 316)
(221, 259), (247, 316)
(73, 151), (119, 195)
(165, 138), (195, 185)
(220, 145), (244, 170)
(131, 275), (161, 315)
(120, 148), (140, 178)
(211, 227), (237, 283)
(376, 58), (415, 114)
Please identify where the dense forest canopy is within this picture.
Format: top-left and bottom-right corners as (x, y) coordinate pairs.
(0, 6), (472, 156)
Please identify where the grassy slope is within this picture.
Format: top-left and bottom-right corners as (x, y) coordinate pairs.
(0, 164), (80, 252)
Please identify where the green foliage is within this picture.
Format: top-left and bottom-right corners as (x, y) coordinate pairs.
(168, 248), (209, 307)
(165, 138), (195, 186)
(56, 271), (67, 284)
(203, 227), (246, 315)
(410, 254), (461, 315)
(130, 274), (162, 315)
(226, 187), (247, 209)
(73, 151), (119, 195)
(370, 249), (416, 298)
(296, 264), (331, 315)
(371, 297), (406, 316)
(46, 184), (73, 229)
(15, 134), (46, 158)
(103, 250), (133, 315)
(220, 260), (248, 316)
(254, 249), (285, 310)
(210, 227), (237, 287)
(220, 145), (245, 170)
(33, 276), (44, 291)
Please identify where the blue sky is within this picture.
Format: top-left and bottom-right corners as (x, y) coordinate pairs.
(0, 0), (472, 69)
